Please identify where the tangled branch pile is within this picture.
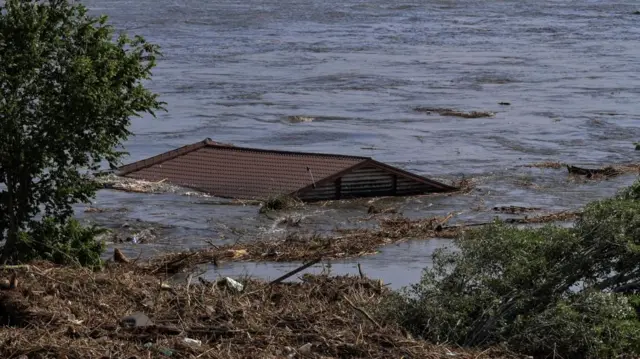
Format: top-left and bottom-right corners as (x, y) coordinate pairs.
(0, 262), (511, 359)
(143, 209), (584, 274)
(143, 213), (460, 274)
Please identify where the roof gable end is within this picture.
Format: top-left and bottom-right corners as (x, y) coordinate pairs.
(293, 159), (456, 201)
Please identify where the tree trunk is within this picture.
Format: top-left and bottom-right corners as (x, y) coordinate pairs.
(1, 176), (19, 264)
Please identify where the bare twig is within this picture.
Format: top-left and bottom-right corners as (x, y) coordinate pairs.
(0, 264), (31, 271)
(342, 294), (382, 330)
(269, 256), (323, 285)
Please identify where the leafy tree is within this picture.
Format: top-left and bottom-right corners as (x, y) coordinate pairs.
(0, 0), (164, 264)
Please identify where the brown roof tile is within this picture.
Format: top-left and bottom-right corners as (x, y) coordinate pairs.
(117, 138), (457, 200)
(118, 139), (368, 199)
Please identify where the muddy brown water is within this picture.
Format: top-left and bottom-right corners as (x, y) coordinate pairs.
(76, 0), (640, 289)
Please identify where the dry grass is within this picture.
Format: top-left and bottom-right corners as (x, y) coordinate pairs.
(0, 262), (513, 359)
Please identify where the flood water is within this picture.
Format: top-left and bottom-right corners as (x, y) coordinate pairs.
(78, 0), (640, 289)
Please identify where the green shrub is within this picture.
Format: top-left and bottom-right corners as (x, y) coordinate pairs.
(618, 180), (640, 201)
(575, 196), (640, 292)
(10, 217), (106, 269)
(383, 179), (640, 358)
(385, 224), (582, 346)
(508, 291), (640, 358)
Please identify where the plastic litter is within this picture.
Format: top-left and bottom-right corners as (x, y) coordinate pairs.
(218, 277), (244, 292)
(183, 337), (202, 346)
(298, 343), (312, 354)
(143, 343), (173, 356)
(120, 312), (153, 328)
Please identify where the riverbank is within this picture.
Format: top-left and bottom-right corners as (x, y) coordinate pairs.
(0, 261), (515, 359)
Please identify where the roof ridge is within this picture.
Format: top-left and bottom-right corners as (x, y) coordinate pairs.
(201, 138), (372, 161)
(117, 138), (370, 176)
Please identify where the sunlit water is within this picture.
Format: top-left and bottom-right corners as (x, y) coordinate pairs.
(77, 0), (640, 288)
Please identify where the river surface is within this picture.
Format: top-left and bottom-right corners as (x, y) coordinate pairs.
(78, 0), (640, 289)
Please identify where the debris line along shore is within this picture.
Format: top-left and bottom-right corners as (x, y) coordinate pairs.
(0, 262), (514, 359)
(141, 210), (581, 274)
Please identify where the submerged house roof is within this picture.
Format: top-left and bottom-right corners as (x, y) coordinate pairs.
(116, 138), (457, 201)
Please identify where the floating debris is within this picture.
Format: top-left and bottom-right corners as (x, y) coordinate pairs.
(94, 174), (199, 195)
(498, 102), (511, 106)
(525, 162), (640, 178)
(524, 161), (564, 169)
(96, 225), (161, 245)
(367, 205), (398, 214)
(144, 214), (459, 273)
(373, 214), (457, 237)
(565, 164), (640, 180)
(124, 228), (157, 244)
(287, 115), (315, 123)
(567, 165), (620, 178)
(84, 207), (128, 214)
(493, 206), (542, 214)
(259, 195), (304, 213)
(414, 107), (495, 119)
(450, 177), (476, 194)
(514, 176), (541, 190)
(130, 205), (584, 273)
(275, 215), (303, 228)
